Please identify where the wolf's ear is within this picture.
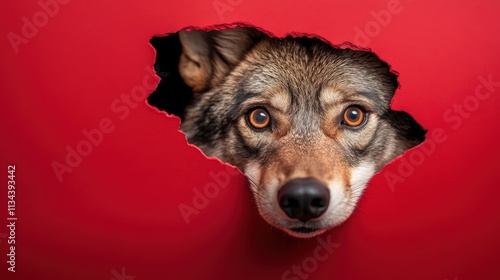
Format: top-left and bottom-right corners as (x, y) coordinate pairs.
(178, 27), (265, 93)
(382, 110), (427, 155)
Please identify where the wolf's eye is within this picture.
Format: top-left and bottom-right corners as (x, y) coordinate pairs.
(342, 106), (366, 127)
(248, 108), (271, 129)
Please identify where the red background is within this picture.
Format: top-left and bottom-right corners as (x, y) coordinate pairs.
(1, 0), (499, 279)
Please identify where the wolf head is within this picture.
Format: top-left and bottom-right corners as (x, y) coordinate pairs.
(176, 26), (426, 238)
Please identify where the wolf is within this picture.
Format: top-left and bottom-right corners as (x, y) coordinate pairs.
(173, 25), (426, 238)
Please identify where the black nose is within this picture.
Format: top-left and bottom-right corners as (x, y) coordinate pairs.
(278, 178), (330, 222)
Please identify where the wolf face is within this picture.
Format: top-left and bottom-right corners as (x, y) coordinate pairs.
(174, 26), (425, 238)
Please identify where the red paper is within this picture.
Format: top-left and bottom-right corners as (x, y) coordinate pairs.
(1, 0), (499, 279)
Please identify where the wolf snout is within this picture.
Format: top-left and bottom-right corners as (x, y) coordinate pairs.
(278, 178), (330, 222)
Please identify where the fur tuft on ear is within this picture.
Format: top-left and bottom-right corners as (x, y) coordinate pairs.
(178, 27), (266, 93)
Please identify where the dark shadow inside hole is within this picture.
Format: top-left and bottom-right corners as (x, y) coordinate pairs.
(148, 33), (193, 120)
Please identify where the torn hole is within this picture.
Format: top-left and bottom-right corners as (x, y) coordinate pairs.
(147, 23), (426, 238)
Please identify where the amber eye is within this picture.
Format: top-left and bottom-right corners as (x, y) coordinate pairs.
(248, 108), (271, 129)
(342, 106), (366, 127)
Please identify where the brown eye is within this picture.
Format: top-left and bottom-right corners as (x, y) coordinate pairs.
(248, 108), (271, 129)
(342, 106), (366, 127)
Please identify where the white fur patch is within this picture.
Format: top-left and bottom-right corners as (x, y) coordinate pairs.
(322, 179), (347, 226)
(322, 162), (376, 227)
(269, 91), (290, 112)
(243, 162), (261, 193)
(319, 88), (342, 105)
(349, 162), (376, 203)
